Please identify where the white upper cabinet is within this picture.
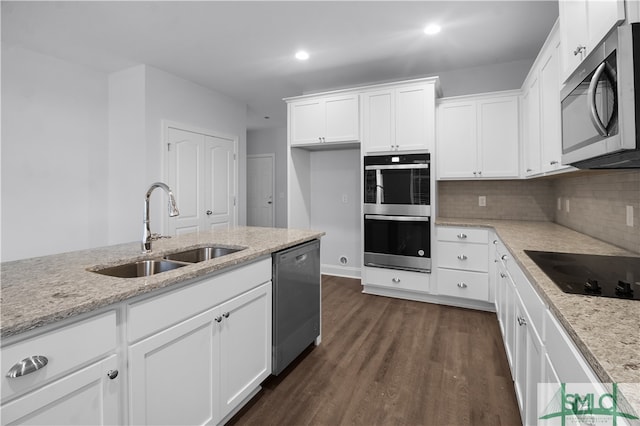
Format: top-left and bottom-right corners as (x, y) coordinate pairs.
(437, 92), (520, 180)
(559, 0), (625, 81)
(289, 93), (359, 146)
(521, 22), (574, 178)
(362, 81), (438, 153)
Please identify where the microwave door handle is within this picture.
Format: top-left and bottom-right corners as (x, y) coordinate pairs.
(588, 62), (611, 137)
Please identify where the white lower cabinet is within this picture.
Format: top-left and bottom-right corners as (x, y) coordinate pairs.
(0, 311), (120, 425)
(514, 292), (544, 426)
(1, 355), (119, 426)
(129, 282), (271, 426)
(491, 234), (621, 426)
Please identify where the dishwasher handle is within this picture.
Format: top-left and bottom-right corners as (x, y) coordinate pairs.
(295, 253), (308, 264)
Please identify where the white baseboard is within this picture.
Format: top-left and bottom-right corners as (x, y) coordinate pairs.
(321, 264), (361, 279)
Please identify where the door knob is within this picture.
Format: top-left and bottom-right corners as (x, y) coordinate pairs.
(206, 210), (212, 216)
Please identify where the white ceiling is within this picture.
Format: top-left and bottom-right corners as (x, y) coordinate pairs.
(2, 1), (558, 130)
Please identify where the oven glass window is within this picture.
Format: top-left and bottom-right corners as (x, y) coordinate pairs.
(364, 217), (430, 258)
(364, 168), (430, 205)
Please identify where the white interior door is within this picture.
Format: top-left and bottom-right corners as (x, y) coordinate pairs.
(247, 155), (274, 227)
(167, 127), (204, 235)
(204, 135), (236, 231)
(167, 126), (237, 235)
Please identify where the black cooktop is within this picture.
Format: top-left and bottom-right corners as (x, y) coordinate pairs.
(525, 250), (640, 301)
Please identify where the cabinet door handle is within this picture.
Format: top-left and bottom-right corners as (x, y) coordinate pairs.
(107, 369), (119, 380)
(222, 312), (230, 318)
(517, 316), (527, 326)
(526, 168), (533, 172)
(477, 171), (482, 176)
(573, 45), (586, 56)
(500, 272), (507, 278)
(550, 160), (558, 165)
(215, 316), (223, 323)
(457, 282), (467, 289)
(6, 355), (48, 378)
(457, 233), (467, 239)
(392, 277), (401, 283)
(457, 254), (467, 260)
(501, 254), (508, 261)
(206, 210), (213, 216)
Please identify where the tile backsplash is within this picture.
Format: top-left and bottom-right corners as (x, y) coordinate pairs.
(438, 179), (556, 221)
(554, 170), (640, 254)
(438, 170), (640, 254)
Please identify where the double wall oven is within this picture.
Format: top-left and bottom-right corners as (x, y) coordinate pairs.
(363, 152), (431, 273)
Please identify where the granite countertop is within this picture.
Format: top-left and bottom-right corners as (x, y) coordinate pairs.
(437, 218), (640, 416)
(0, 226), (324, 339)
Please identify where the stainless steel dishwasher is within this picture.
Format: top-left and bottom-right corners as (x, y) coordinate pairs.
(272, 239), (321, 375)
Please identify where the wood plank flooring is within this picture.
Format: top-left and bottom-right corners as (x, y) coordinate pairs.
(229, 275), (522, 426)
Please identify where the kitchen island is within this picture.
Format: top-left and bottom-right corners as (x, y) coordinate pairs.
(437, 218), (640, 419)
(0, 226), (324, 425)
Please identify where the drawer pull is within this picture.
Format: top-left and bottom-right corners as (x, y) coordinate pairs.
(457, 254), (468, 261)
(107, 369), (119, 380)
(501, 254), (508, 261)
(392, 278), (401, 284)
(457, 282), (468, 289)
(457, 233), (467, 239)
(6, 355), (49, 378)
(517, 316), (527, 326)
(215, 316), (223, 323)
(222, 312), (230, 318)
(500, 273), (507, 278)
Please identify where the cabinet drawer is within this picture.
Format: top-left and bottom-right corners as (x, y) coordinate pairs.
(437, 268), (489, 301)
(128, 258), (271, 343)
(438, 227), (488, 244)
(1, 311), (117, 402)
(437, 241), (489, 272)
(364, 267), (430, 293)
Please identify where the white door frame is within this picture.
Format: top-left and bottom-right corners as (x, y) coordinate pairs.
(161, 120), (238, 234)
(247, 153), (276, 227)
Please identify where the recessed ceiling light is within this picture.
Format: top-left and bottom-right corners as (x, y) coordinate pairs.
(295, 50), (310, 60)
(424, 24), (441, 35)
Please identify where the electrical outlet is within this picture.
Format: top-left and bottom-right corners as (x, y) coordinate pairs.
(478, 196), (486, 207)
(341, 194), (348, 204)
(627, 205), (634, 227)
(557, 197), (562, 211)
(565, 199), (570, 213)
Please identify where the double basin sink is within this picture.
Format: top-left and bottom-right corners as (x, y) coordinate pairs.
(92, 246), (245, 278)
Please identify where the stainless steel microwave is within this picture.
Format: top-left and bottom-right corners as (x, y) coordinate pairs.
(561, 23), (640, 169)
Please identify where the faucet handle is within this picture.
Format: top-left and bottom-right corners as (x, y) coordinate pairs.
(149, 233), (171, 241)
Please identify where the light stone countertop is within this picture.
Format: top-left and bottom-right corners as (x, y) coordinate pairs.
(437, 218), (640, 417)
(0, 226), (324, 339)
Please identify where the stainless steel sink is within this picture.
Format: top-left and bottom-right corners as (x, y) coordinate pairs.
(163, 246), (245, 263)
(92, 259), (187, 278)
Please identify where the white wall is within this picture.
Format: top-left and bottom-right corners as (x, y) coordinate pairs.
(108, 65), (248, 242)
(2, 48), (248, 261)
(1, 45), (109, 261)
(309, 149), (361, 278)
(436, 58), (533, 97)
(247, 127), (287, 228)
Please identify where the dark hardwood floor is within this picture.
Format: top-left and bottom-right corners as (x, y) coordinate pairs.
(229, 275), (522, 426)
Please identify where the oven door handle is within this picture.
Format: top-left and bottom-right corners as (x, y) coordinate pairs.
(365, 215), (430, 222)
(365, 164), (429, 170)
(588, 61), (618, 137)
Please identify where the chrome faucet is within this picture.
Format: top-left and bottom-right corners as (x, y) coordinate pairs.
(142, 182), (180, 253)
